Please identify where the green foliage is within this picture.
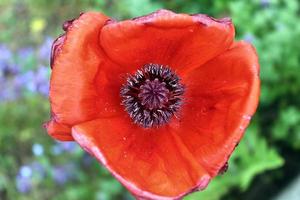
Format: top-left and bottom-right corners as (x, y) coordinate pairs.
(272, 106), (300, 149)
(110, 0), (162, 18)
(1, 0), (300, 199)
(186, 124), (284, 200)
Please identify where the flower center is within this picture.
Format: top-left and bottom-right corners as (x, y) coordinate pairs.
(139, 79), (169, 110)
(120, 63), (185, 128)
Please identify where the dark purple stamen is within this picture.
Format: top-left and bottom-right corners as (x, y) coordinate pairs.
(139, 79), (170, 110)
(120, 63), (185, 128)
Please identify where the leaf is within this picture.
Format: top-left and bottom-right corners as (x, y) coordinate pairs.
(272, 106), (300, 149)
(185, 123), (284, 200)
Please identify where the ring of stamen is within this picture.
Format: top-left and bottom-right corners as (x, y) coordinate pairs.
(120, 63), (185, 128)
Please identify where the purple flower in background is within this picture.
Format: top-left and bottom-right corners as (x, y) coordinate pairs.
(38, 83), (49, 96)
(52, 163), (77, 185)
(0, 42), (51, 102)
(260, 0), (270, 8)
(3, 64), (20, 76)
(31, 161), (46, 178)
(19, 165), (33, 178)
(0, 44), (12, 58)
(51, 141), (78, 155)
(61, 141), (78, 152)
(0, 77), (22, 102)
(82, 153), (94, 167)
(14, 70), (35, 91)
(15, 165), (33, 193)
(32, 143), (44, 156)
(52, 166), (69, 185)
(16, 175), (32, 193)
(15, 161), (48, 193)
(243, 33), (256, 44)
(38, 37), (53, 62)
(51, 144), (63, 155)
(14, 66), (50, 96)
(0, 44), (19, 77)
(0, 45), (30, 102)
(17, 47), (34, 60)
(0, 44), (13, 65)
(35, 66), (50, 96)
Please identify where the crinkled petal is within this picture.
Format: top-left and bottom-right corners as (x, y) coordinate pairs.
(100, 9), (234, 75)
(44, 119), (72, 141)
(72, 117), (210, 199)
(174, 41), (260, 176)
(47, 12), (109, 140)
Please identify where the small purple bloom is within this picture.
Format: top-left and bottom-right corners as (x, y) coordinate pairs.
(17, 47), (34, 60)
(32, 143), (44, 156)
(61, 141), (78, 152)
(243, 33), (256, 44)
(38, 83), (49, 96)
(0, 65), (19, 77)
(16, 165), (33, 193)
(35, 66), (50, 96)
(52, 141), (78, 154)
(82, 153), (94, 166)
(51, 144), (63, 155)
(0, 44), (13, 67)
(260, 0), (270, 8)
(0, 44), (19, 76)
(38, 37), (53, 61)
(53, 166), (69, 185)
(52, 163), (77, 185)
(15, 70), (35, 92)
(15, 175), (32, 193)
(19, 165), (32, 178)
(14, 66), (49, 96)
(0, 43), (50, 101)
(5, 64), (20, 76)
(31, 161), (46, 178)
(0, 78), (21, 102)
(0, 44), (12, 59)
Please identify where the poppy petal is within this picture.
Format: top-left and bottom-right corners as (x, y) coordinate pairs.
(44, 120), (72, 141)
(100, 9), (234, 75)
(176, 41), (260, 176)
(47, 12), (109, 140)
(72, 117), (210, 199)
(93, 59), (127, 118)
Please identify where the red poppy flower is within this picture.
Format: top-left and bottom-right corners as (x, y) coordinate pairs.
(45, 9), (260, 200)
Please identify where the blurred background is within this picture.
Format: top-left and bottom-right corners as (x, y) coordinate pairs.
(0, 0), (300, 199)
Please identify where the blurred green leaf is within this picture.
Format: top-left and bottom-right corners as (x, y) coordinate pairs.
(186, 124), (284, 200)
